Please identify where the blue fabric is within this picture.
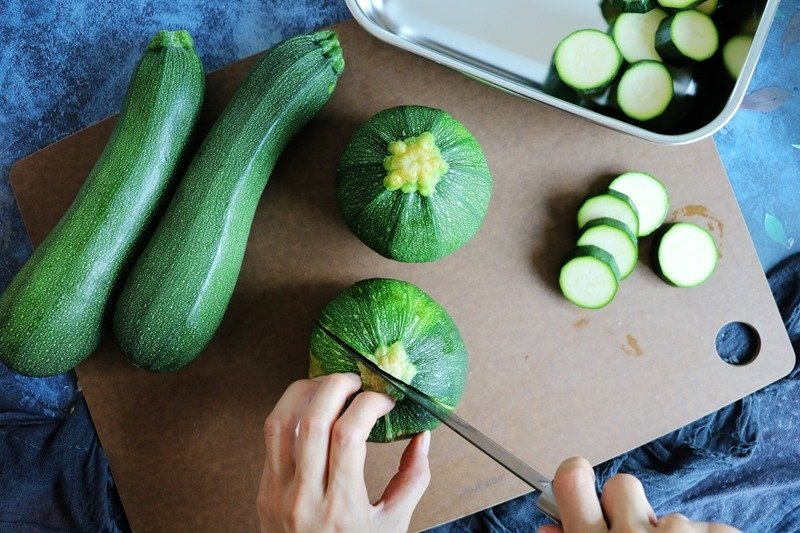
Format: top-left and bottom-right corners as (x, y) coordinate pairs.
(0, 1), (798, 531)
(0, 399), (129, 532)
(435, 254), (800, 533)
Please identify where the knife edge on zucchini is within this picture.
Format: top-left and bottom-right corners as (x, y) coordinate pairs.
(113, 30), (345, 372)
(309, 278), (468, 443)
(0, 30), (204, 377)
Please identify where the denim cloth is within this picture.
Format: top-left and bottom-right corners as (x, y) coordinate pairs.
(435, 254), (800, 533)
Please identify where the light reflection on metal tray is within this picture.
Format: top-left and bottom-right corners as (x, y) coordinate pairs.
(346, 0), (777, 145)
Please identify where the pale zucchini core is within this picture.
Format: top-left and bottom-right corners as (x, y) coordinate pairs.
(384, 131), (448, 196)
(357, 340), (418, 399)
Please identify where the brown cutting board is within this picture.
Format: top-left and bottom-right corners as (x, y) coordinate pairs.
(9, 20), (794, 532)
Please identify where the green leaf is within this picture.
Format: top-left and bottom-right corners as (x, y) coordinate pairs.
(764, 212), (791, 248)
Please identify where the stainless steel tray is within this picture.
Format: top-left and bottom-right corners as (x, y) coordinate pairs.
(345, 0), (778, 144)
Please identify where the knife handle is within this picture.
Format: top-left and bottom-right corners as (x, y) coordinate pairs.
(536, 483), (561, 524)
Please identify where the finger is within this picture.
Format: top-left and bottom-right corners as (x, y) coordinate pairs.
(295, 373), (362, 488)
(601, 473), (656, 530)
(327, 391), (396, 497)
(262, 379), (320, 484)
(378, 431), (431, 519)
(551, 457), (606, 533)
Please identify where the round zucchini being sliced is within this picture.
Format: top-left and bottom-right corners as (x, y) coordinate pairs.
(560, 246), (620, 309)
(336, 106), (492, 263)
(309, 278), (468, 442)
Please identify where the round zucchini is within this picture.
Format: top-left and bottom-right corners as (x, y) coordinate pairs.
(0, 30), (204, 377)
(309, 278), (468, 442)
(336, 105), (492, 263)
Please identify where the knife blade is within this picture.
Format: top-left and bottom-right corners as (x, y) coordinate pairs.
(314, 321), (561, 524)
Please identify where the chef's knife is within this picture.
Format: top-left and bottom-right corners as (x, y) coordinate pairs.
(315, 321), (561, 524)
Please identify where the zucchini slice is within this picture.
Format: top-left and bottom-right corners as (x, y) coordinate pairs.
(616, 60), (674, 122)
(656, 10), (719, 65)
(577, 218), (639, 279)
(609, 171), (669, 237)
(657, 0), (704, 8)
(554, 29), (623, 95)
(612, 0), (659, 13)
(560, 246), (620, 309)
(600, 0), (623, 25)
(612, 9), (668, 63)
(723, 34), (753, 79)
(654, 223), (718, 287)
(577, 190), (640, 237)
(696, 0), (720, 15)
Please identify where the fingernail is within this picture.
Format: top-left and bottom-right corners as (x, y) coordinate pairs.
(562, 456), (595, 482)
(420, 431), (431, 455)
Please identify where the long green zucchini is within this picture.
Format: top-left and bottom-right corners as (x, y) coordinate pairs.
(0, 30), (204, 377)
(113, 30), (345, 372)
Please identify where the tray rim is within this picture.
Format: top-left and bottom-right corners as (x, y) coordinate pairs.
(345, 0), (780, 145)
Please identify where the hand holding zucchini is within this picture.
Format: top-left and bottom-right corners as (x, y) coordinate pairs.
(113, 30), (345, 372)
(0, 30), (204, 377)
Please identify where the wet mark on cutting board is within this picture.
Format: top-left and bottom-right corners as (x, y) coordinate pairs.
(457, 474), (505, 499)
(671, 204), (724, 256)
(574, 318), (590, 329)
(622, 335), (644, 356)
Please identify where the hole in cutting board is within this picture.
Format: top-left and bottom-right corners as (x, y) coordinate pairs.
(716, 322), (761, 366)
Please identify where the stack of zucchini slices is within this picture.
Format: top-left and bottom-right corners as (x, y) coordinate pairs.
(553, 0), (755, 122)
(560, 170), (719, 309)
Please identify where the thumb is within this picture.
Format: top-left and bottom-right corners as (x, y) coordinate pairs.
(378, 431), (431, 519)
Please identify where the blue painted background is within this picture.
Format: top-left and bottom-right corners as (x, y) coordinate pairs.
(0, 0), (798, 530)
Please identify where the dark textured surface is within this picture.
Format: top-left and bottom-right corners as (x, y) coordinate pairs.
(0, 0), (798, 531)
